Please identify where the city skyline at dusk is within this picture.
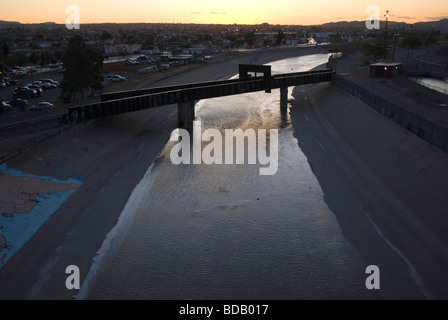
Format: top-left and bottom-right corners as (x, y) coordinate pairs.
(1, 0), (447, 25)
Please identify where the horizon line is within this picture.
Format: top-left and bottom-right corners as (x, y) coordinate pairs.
(1, 18), (446, 27)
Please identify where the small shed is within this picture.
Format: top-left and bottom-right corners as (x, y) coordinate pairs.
(370, 62), (403, 78)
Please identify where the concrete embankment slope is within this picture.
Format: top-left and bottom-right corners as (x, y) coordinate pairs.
(291, 82), (448, 299)
(311, 84), (448, 234)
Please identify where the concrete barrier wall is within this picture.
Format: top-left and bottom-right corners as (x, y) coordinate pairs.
(332, 75), (448, 153)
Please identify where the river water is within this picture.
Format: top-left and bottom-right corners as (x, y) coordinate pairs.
(79, 53), (377, 300)
(410, 77), (448, 96)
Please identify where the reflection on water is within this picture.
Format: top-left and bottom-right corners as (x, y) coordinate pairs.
(410, 77), (448, 96)
(80, 53), (376, 300)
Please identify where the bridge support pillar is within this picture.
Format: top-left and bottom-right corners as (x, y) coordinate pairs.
(280, 87), (288, 109)
(178, 101), (196, 128)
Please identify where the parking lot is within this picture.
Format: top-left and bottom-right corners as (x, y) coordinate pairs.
(0, 71), (65, 123)
(0, 53), (224, 125)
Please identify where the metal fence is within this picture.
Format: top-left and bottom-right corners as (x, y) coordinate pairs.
(0, 114), (66, 134)
(332, 74), (448, 153)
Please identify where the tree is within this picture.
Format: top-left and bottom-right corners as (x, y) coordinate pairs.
(400, 34), (422, 49)
(30, 51), (41, 65)
(60, 35), (104, 103)
(423, 36), (438, 46)
(40, 52), (48, 67)
(53, 50), (64, 63)
(2, 41), (9, 60)
(245, 31), (255, 47)
(142, 34), (155, 48)
(6, 52), (26, 67)
(362, 37), (385, 61)
(99, 31), (112, 41)
(276, 30), (285, 46)
(225, 32), (237, 44)
(329, 33), (342, 53)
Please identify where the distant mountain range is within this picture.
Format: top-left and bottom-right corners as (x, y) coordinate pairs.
(0, 20), (56, 26)
(0, 19), (447, 32)
(415, 19), (448, 32)
(0, 20), (21, 25)
(318, 19), (448, 32)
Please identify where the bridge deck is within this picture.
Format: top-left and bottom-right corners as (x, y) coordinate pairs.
(69, 69), (333, 122)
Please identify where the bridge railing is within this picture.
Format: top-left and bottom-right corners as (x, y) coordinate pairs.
(101, 78), (242, 102)
(0, 114), (65, 134)
(101, 69), (333, 102)
(71, 69), (334, 121)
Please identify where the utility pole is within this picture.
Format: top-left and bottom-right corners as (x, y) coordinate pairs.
(407, 24), (414, 63)
(384, 10), (389, 61)
(392, 35), (398, 62)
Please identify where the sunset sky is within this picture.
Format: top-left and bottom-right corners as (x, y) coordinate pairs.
(1, 0), (447, 25)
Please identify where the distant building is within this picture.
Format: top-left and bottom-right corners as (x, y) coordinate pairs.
(253, 39), (264, 48)
(171, 54), (193, 62)
(313, 32), (333, 43)
(209, 45), (222, 53)
(38, 42), (52, 48)
(254, 32), (278, 41)
(105, 43), (142, 56)
(285, 35), (299, 46)
(182, 47), (204, 55)
(85, 40), (97, 46)
(370, 62), (403, 78)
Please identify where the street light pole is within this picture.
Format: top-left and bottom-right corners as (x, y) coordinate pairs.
(392, 35), (398, 62)
(384, 10), (389, 61)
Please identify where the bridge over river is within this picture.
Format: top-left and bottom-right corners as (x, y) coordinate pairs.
(69, 66), (333, 127)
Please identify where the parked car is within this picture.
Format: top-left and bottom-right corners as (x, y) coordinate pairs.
(24, 66), (37, 73)
(26, 84), (43, 96)
(32, 81), (55, 89)
(137, 55), (149, 61)
(13, 86), (38, 99)
(4, 78), (19, 86)
(14, 86), (28, 91)
(0, 100), (11, 113)
(8, 66), (21, 75)
(39, 78), (59, 86)
(108, 75), (126, 82)
(125, 59), (139, 65)
(138, 66), (156, 74)
(160, 64), (171, 71)
(6, 98), (28, 108)
(0, 80), (5, 88)
(10, 68), (28, 76)
(29, 102), (53, 111)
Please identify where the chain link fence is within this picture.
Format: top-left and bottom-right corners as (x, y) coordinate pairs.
(332, 74), (448, 153)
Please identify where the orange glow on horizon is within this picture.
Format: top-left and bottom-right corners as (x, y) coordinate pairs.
(0, 0), (447, 26)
